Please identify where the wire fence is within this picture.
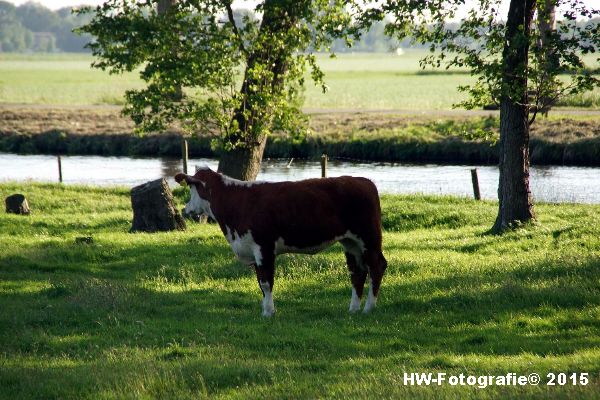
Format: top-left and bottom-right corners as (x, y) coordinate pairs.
(48, 147), (485, 200)
(7, 151), (599, 203)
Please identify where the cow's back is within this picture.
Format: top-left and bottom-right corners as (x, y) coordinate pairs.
(238, 176), (382, 250)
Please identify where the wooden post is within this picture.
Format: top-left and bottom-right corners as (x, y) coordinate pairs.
(320, 154), (328, 178)
(57, 155), (63, 183)
(182, 138), (188, 174)
(471, 168), (481, 200)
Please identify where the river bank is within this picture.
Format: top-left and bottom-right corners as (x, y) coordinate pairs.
(1, 105), (599, 166)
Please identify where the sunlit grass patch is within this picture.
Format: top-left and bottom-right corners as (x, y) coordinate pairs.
(1, 183), (599, 398)
(1, 52), (597, 110)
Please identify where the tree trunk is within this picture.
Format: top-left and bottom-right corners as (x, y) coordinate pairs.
(217, 0), (293, 180)
(217, 135), (268, 180)
(157, 0), (176, 15)
(131, 178), (186, 232)
(157, 0), (182, 101)
(537, 0), (556, 50)
(5, 194), (30, 215)
(537, 0), (558, 114)
(492, 0), (536, 233)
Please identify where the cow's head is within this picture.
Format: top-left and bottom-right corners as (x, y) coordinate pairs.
(175, 167), (216, 220)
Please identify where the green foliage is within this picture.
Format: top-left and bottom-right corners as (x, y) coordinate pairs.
(78, 0), (362, 152)
(0, 1), (32, 52)
(1, 183), (600, 398)
(0, 1), (92, 52)
(379, 0), (600, 120)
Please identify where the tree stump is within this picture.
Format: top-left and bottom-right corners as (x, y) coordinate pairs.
(130, 178), (186, 233)
(5, 194), (30, 215)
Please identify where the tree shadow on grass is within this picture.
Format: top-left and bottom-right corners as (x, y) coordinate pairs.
(1, 238), (600, 396)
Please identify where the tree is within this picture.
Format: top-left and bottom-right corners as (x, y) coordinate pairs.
(0, 1), (33, 52)
(79, 0), (358, 180)
(378, 0), (599, 232)
(54, 7), (93, 52)
(536, 0), (558, 114)
(16, 1), (60, 32)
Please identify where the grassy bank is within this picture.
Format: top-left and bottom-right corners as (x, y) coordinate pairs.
(2, 107), (600, 165)
(1, 183), (600, 399)
(1, 52), (599, 109)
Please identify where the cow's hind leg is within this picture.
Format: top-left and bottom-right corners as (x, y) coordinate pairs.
(342, 239), (367, 313)
(254, 247), (276, 317)
(363, 249), (388, 314)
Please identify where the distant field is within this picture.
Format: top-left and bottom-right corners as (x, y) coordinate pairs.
(1, 51), (598, 110)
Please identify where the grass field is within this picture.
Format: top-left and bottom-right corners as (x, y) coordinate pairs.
(1, 183), (600, 399)
(1, 51), (598, 109)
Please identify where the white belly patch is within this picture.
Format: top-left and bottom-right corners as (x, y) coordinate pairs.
(225, 227), (262, 266)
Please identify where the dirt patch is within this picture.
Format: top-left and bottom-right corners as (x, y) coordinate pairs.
(1, 104), (598, 140)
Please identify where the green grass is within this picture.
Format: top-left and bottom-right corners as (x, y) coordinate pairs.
(1, 183), (600, 399)
(1, 51), (598, 109)
(0, 58), (145, 105)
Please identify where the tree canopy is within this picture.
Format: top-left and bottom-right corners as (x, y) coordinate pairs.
(0, 1), (93, 52)
(78, 0), (364, 179)
(375, 0), (599, 232)
(378, 0), (599, 122)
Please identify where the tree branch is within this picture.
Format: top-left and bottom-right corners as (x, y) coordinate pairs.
(223, 1), (247, 56)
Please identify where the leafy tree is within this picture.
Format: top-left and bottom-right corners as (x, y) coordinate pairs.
(0, 1), (33, 52)
(79, 0), (359, 180)
(332, 20), (398, 53)
(54, 7), (93, 52)
(16, 1), (60, 32)
(377, 0), (599, 232)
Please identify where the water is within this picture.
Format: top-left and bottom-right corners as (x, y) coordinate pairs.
(1, 153), (599, 203)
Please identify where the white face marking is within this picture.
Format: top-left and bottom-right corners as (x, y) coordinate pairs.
(259, 280), (275, 317)
(363, 283), (377, 313)
(225, 227), (262, 266)
(349, 287), (361, 313)
(185, 185), (215, 219)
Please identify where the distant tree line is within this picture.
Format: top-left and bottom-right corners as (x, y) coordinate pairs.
(0, 1), (404, 53)
(1, 1), (598, 55)
(0, 1), (92, 52)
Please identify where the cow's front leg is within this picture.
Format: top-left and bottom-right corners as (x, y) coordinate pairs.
(254, 248), (276, 317)
(345, 251), (367, 313)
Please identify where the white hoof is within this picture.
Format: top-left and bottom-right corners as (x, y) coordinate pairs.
(363, 303), (376, 314)
(349, 288), (361, 313)
(363, 285), (377, 313)
(260, 280), (275, 317)
(262, 308), (275, 317)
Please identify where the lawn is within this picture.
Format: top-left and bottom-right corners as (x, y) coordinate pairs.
(1, 51), (598, 109)
(1, 183), (600, 399)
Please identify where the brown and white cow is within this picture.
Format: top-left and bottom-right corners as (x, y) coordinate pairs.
(174, 167), (387, 317)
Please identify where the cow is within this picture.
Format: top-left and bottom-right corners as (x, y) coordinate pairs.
(174, 167), (387, 317)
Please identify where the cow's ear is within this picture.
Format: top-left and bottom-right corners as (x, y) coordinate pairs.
(174, 173), (193, 187)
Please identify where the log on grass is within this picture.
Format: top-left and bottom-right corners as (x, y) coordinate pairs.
(5, 194), (30, 215)
(130, 178), (186, 233)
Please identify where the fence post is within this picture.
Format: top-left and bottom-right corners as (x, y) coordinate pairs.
(320, 154), (328, 178)
(57, 155), (63, 183)
(471, 168), (481, 200)
(182, 138), (188, 174)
